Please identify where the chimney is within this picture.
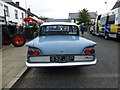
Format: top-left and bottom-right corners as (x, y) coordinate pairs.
(28, 8), (30, 12)
(16, 2), (19, 6)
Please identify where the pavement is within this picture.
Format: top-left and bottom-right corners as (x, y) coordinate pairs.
(0, 25), (2, 90)
(0, 49), (2, 90)
(0, 25), (2, 48)
(2, 45), (28, 89)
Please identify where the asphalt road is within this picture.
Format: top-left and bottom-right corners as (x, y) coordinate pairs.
(11, 32), (119, 88)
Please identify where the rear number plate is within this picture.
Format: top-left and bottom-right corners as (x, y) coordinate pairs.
(50, 56), (74, 62)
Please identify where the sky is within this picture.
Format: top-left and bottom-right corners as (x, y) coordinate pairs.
(12, 0), (117, 19)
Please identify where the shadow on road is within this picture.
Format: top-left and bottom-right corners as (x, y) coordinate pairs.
(29, 66), (95, 79)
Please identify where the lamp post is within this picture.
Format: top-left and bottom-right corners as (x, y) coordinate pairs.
(25, 0), (27, 18)
(105, 0), (108, 12)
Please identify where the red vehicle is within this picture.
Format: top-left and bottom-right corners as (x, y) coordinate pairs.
(2, 22), (26, 47)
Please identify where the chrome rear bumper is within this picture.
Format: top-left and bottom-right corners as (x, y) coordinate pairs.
(26, 59), (97, 67)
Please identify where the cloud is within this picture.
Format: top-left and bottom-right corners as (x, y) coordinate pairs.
(12, 0), (117, 19)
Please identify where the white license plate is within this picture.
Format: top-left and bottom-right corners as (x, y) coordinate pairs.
(50, 56), (74, 62)
(29, 56), (93, 62)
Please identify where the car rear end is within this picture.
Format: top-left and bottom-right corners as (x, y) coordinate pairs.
(26, 46), (97, 67)
(26, 22), (97, 67)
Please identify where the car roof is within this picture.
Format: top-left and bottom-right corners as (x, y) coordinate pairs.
(41, 22), (78, 26)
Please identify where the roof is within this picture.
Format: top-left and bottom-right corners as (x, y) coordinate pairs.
(69, 12), (98, 19)
(6, 2), (38, 18)
(89, 12), (98, 19)
(112, 1), (120, 9)
(69, 13), (79, 19)
(41, 22), (78, 26)
(46, 19), (70, 22)
(6, 2), (26, 11)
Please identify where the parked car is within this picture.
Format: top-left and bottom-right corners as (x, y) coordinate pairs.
(26, 22), (97, 67)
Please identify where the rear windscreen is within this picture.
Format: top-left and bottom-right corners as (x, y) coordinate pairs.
(40, 25), (79, 36)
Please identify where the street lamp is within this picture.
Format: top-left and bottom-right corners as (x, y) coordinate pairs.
(105, 0), (108, 12)
(25, 0), (27, 18)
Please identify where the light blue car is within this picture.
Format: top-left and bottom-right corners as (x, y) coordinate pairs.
(26, 22), (97, 67)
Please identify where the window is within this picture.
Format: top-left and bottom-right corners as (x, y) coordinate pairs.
(107, 15), (115, 24)
(22, 13), (24, 19)
(100, 16), (107, 25)
(15, 10), (18, 19)
(40, 25), (79, 36)
(4, 5), (9, 16)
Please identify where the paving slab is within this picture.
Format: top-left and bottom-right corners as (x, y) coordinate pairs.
(2, 45), (28, 89)
(0, 49), (2, 90)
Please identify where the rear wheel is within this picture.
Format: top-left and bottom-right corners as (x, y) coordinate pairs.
(11, 34), (26, 47)
(104, 32), (109, 40)
(117, 34), (120, 41)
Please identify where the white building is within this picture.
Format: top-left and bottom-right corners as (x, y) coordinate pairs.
(0, 0), (26, 25)
(0, 0), (5, 22)
(0, 0), (39, 25)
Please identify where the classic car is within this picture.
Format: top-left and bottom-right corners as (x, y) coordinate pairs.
(26, 22), (97, 67)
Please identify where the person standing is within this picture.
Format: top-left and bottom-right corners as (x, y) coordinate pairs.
(80, 23), (85, 36)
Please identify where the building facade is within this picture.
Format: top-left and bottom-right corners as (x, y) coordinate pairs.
(0, 0), (26, 25)
(46, 19), (70, 22)
(0, 0), (39, 25)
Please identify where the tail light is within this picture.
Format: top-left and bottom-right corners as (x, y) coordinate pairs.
(84, 49), (95, 54)
(28, 49), (40, 55)
(34, 49), (40, 55)
(28, 50), (33, 55)
(84, 49), (90, 54)
(90, 49), (95, 54)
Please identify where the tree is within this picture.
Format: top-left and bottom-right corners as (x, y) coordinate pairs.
(77, 8), (91, 25)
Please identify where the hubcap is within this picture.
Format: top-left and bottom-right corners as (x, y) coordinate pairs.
(13, 35), (25, 45)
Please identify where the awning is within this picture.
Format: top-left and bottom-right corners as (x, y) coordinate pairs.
(37, 19), (44, 23)
(24, 17), (36, 22)
(24, 16), (44, 23)
(32, 16), (44, 23)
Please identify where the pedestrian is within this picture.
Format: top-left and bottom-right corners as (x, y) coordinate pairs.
(80, 23), (85, 36)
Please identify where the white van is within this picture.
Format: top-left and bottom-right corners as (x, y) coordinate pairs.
(94, 8), (120, 39)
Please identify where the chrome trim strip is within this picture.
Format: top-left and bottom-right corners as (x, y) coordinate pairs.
(29, 56), (94, 62)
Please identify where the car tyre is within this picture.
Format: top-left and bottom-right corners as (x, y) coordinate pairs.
(92, 33), (95, 36)
(104, 33), (109, 40)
